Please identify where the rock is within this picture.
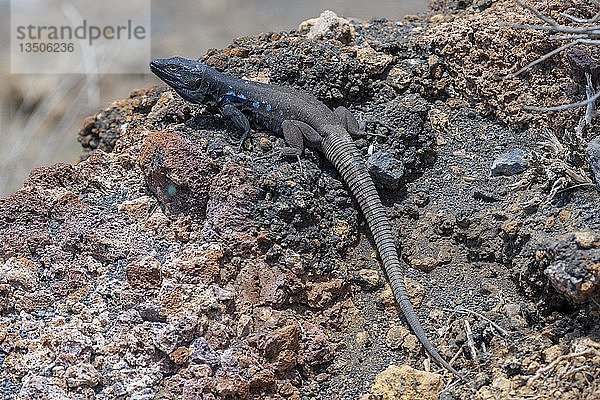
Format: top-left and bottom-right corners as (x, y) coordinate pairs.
(355, 268), (381, 289)
(359, 395), (378, 400)
(380, 281), (424, 311)
(238, 260), (289, 307)
(215, 373), (250, 398)
(404, 278), (425, 307)
(236, 314), (253, 338)
(370, 364), (443, 400)
(402, 333), (420, 352)
(298, 10), (356, 44)
(574, 231), (600, 249)
(149, 322), (181, 354)
(491, 376), (512, 392)
(258, 137), (273, 151)
(306, 278), (345, 308)
(138, 130), (219, 217)
(300, 322), (333, 367)
(388, 63), (414, 91)
(64, 363), (100, 388)
(355, 331), (371, 347)
(126, 256), (162, 289)
(502, 303), (521, 319)
(412, 191), (430, 207)
(545, 260), (599, 303)
(190, 337), (221, 370)
(380, 286), (398, 312)
(567, 48), (600, 86)
(355, 44), (394, 75)
(18, 376), (71, 400)
(385, 326), (409, 350)
(0, 257), (39, 291)
(533, 232), (600, 303)
(588, 137), (600, 187)
(367, 150), (405, 190)
(257, 324), (300, 372)
(543, 344), (566, 363)
(491, 149), (528, 176)
(409, 255), (441, 272)
(502, 303), (528, 328)
(169, 347), (190, 365)
(172, 243), (224, 285)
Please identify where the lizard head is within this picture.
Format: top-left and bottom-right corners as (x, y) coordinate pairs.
(150, 56), (207, 102)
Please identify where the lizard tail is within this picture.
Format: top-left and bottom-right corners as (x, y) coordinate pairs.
(322, 132), (466, 382)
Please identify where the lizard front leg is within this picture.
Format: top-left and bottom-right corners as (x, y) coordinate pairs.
(221, 104), (251, 151)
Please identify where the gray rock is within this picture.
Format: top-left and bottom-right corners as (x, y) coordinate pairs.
(190, 337), (221, 370)
(367, 150), (405, 189)
(148, 322), (180, 354)
(65, 363), (100, 388)
(587, 137), (600, 187)
(491, 149), (528, 176)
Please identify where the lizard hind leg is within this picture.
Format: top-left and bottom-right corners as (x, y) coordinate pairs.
(280, 120), (322, 157)
(334, 106), (366, 138)
(221, 104), (251, 151)
(281, 120), (323, 175)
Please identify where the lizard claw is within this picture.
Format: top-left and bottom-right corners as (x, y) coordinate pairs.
(297, 155), (304, 176)
(236, 136), (247, 152)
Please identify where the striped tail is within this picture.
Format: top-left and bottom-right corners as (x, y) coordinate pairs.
(322, 131), (465, 381)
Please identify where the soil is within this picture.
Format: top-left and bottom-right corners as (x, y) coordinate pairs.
(1, 1), (599, 399)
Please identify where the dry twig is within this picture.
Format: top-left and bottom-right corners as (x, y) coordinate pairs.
(525, 349), (599, 385)
(506, 1), (600, 122)
(514, 0), (557, 25)
(463, 319), (479, 364)
(523, 89), (600, 112)
(444, 306), (510, 337)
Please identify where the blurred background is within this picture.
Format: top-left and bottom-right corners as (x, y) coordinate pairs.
(0, 0), (426, 196)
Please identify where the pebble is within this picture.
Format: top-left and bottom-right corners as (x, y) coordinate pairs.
(259, 137), (273, 151)
(367, 150), (405, 189)
(543, 344), (566, 363)
(356, 331), (371, 347)
(491, 149), (528, 176)
(573, 231), (599, 249)
(190, 337), (221, 370)
(402, 333), (419, 352)
(371, 364), (443, 399)
(491, 376), (512, 391)
(356, 268), (381, 289)
(385, 326), (408, 350)
(65, 363), (100, 388)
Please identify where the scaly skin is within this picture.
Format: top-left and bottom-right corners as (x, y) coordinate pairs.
(150, 56), (465, 381)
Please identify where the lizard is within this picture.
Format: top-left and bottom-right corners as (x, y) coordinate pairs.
(149, 56), (466, 381)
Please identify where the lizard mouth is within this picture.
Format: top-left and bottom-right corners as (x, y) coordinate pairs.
(149, 59), (174, 84)
(149, 62), (197, 103)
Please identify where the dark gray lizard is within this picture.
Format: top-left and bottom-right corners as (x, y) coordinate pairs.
(150, 56), (465, 381)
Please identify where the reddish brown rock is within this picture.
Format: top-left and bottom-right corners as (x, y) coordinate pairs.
(238, 261), (289, 307)
(258, 324), (300, 373)
(126, 256), (162, 289)
(138, 130), (219, 217)
(170, 347), (191, 365)
(300, 322), (333, 367)
(173, 244), (224, 285)
(306, 278), (345, 308)
(202, 161), (258, 243)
